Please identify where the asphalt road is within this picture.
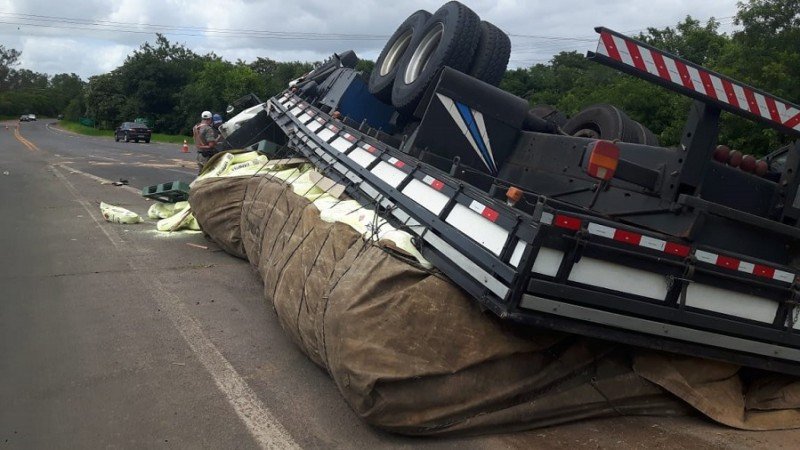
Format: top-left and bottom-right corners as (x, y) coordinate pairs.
(2, 120), (799, 449)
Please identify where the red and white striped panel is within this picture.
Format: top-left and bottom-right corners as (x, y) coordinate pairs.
(546, 214), (797, 283)
(596, 29), (800, 134)
(586, 222), (691, 258)
(468, 200), (500, 222)
(421, 175), (445, 191)
(695, 250), (795, 284)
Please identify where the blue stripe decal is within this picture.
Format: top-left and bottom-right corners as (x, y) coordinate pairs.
(454, 101), (496, 174)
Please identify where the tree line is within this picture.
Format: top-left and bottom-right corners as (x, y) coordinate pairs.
(0, 0), (796, 154)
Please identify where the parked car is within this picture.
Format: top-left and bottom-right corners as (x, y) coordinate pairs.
(19, 115), (29, 122)
(115, 122), (152, 143)
(27, 114), (36, 121)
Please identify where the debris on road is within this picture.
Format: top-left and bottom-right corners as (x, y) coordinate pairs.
(147, 201), (188, 220)
(99, 202), (142, 224)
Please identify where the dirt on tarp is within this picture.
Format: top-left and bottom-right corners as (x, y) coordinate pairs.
(191, 176), (250, 259)
(190, 174), (800, 435)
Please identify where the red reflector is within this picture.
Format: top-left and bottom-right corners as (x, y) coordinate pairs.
(327, 124), (340, 132)
(716, 255), (740, 270)
(431, 180), (444, 190)
(665, 242), (690, 257)
(554, 215), (581, 231)
(754, 265), (776, 278)
(613, 229), (641, 245)
(586, 140), (620, 180)
(481, 207), (499, 222)
(343, 133), (356, 142)
(363, 144), (376, 153)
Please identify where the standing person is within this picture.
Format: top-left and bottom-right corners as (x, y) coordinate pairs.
(193, 110), (220, 172)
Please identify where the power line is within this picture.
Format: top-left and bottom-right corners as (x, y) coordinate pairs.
(0, 12), (390, 40)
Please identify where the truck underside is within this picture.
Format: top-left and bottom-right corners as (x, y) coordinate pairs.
(221, 24), (800, 375)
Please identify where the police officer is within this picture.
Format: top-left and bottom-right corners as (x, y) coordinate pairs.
(193, 110), (220, 172)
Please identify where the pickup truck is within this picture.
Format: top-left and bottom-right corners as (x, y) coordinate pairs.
(220, 1), (800, 376)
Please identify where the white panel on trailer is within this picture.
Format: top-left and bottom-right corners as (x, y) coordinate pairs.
(348, 148), (377, 168)
(401, 179), (449, 215)
(371, 162), (408, 188)
(330, 137), (352, 153)
(509, 241), (527, 267)
(297, 113), (312, 123)
(444, 203), (508, 256)
(307, 121), (323, 132)
(423, 231), (509, 300)
(686, 283), (778, 324)
(532, 248), (564, 277)
(568, 258), (668, 301)
(290, 106), (304, 116)
(316, 128), (335, 141)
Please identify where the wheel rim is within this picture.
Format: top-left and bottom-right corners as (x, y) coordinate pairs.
(574, 128), (601, 139)
(380, 30), (413, 77)
(404, 22), (444, 85)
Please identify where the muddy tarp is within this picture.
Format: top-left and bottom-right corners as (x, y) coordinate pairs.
(190, 176), (250, 259)
(191, 174), (800, 435)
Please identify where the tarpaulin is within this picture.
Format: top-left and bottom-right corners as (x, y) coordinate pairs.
(190, 168), (800, 435)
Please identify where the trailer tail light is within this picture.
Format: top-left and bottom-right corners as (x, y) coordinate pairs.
(586, 140), (620, 180)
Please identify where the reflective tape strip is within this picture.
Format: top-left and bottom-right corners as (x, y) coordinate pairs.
(422, 175), (444, 191)
(387, 157), (405, 168)
(468, 200), (499, 222)
(596, 29), (800, 134)
(587, 221), (690, 257)
(693, 249), (795, 285)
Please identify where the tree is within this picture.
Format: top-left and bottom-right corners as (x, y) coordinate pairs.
(0, 45), (21, 91)
(250, 57), (314, 98)
(177, 60), (265, 133)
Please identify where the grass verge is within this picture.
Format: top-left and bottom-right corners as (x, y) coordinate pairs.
(58, 121), (188, 144)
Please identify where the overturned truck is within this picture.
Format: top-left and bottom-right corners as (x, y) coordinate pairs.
(212, 0), (800, 422)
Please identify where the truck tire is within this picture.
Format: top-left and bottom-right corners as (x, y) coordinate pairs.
(633, 120), (660, 146)
(391, 1), (481, 114)
(467, 21), (510, 87)
(562, 104), (640, 144)
(368, 10), (431, 103)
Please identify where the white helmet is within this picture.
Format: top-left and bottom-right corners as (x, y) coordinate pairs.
(201, 110), (212, 119)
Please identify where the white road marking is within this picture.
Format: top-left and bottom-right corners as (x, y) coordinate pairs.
(50, 165), (299, 449)
(55, 164), (141, 196)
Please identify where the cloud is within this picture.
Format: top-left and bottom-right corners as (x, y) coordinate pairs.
(0, 0), (739, 79)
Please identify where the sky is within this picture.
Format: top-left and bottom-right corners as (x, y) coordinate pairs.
(0, 0), (740, 80)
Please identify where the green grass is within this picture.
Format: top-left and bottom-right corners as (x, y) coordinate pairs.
(59, 121), (114, 137)
(58, 121), (189, 144)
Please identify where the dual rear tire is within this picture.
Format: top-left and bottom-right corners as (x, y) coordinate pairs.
(368, 2), (511, 114)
